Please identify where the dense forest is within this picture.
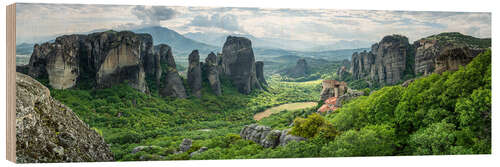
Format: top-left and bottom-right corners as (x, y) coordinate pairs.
(47, 49), (490, 160)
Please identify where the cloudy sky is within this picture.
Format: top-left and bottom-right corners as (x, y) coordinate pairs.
(16, 3), (491, 48)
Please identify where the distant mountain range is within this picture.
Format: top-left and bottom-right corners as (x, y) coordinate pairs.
(16, 26), (369, 62)
(15, 43), (34, 55)
(184, 31), (372, 52)
(133, 26), (218, 56)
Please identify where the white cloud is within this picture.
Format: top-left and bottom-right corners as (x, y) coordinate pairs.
(16, 3), (491, 48)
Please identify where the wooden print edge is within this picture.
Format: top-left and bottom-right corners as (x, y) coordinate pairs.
(6, 3), (16, 163)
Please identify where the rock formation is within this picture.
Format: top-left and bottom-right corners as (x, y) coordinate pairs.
(287, 58), (308, 77)
(188, 50), (202, 97)
(45, 35), (84, 89)
(255, 61), (267, 86)
(89, 31), (149, 93)
(413, 32), (489, 75)
(139, 34), (155, 77)
(320, 80), (348, 102)
(189, 147), (208, 157)
(203, 52), (222, 96)
(25, 31), (151, 93)
(179, 139), (192, 153)
(434, 46), (481, 73)
(351, 35), (411, 86)
(240, 124), (306, 148)
(15, 73), (114, 163)
(349, 32), (490, 86)
(336, 66), (348, 81)
(335, 90), (364, 107)
(156, 44), (188, 98)
(221, 36), (265, 94)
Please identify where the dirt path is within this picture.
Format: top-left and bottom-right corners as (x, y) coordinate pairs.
(253, 102), (317, 121)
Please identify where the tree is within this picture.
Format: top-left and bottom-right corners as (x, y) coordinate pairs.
(409, 121), (457, 155)
(321, 124), (396, 157)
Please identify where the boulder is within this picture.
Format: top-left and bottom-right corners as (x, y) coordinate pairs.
(131, 146), (160, 154)
(401, 78), (416, 87)
(187, 50), (202, 97)
(179, 139), (192, 153)
(240, 124), (305, 148)
(204, 52), (222, 96)
(189, 147), (208, 157)
(221, 36), (263, 94)
(279, 129), (306, 146)
(15, 73), (113, 163)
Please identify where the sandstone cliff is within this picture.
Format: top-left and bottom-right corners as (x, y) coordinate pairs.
(350, 35), (411, 86)
(255, 61), (268, 87)
(349, 32), (490, 86)
(203, 52), (222, 96)
(413, 32), (489, 75)
(25, 31), (152, 93)
(156, 44), (188, 98)
(16, 73), (113, 163)
(221, 36), (266, 94)
(188, 50), (202, 97)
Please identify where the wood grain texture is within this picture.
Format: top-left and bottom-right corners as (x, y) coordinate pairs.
(6, 3), (17, 163)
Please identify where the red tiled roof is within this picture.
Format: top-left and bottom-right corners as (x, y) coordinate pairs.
(317, 97), (338, 113)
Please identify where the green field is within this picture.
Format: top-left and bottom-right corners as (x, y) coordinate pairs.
(254, 102), (318, 121)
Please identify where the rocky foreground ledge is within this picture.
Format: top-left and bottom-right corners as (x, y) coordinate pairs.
(15, 73), (114, 163)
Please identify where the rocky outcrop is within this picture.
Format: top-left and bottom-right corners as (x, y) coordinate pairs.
(27, 35), (86, 89)
(139, 34), (155, 77)
(131, 146), (161, 154)
(351, 35), (411, 86)
(401, 78), (416, 87)
(255, 61), (267, 86)
(320, 80), (348, 102)
(413, 32), (489, 75)
(156, 44), (187, 98)
(287, 58), (308, 77)
(335, 90), (364, 107)
(349, 32), (490, 86)
(221, 36), (264, 94)
(203, 52), (222, 96)
(24, 31), (151, 93)
(240, 124), (306, 148)
(434, 46), (483, 74)
(179, 139), (192, 153)
(16, 73), (113, 163)
(89, 31), (148, 93)
(189, 147), (208, 157)
(188, 50), (202, 97)
(45, 35), (84, 90)
(336, 66), (349, 81)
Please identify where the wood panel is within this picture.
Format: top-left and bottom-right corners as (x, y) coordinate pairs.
(6, 3), (17, 163)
